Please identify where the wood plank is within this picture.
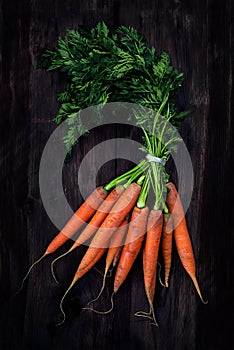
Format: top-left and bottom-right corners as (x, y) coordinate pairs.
(0, 0), (233, 349)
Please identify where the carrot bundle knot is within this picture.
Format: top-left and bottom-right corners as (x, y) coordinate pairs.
(146, 154), (167, 166)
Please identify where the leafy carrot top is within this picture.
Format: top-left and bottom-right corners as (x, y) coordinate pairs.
(39, 21), (186, 152)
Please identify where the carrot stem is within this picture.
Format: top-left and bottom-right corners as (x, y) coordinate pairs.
(104, 160), (148, 191)
(137, 173), (150, 208)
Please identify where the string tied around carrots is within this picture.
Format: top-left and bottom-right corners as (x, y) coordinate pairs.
(146, 154), (168, 166)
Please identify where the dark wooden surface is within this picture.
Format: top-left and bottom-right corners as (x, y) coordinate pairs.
(0, 1), (233, 349)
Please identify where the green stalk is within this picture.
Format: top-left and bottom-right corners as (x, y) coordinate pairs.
(137, 175), (146, 186)
(152, 94), (169, 140)
(142, 127), (153, 154)
(104, 160), (148, 191)
(124, 164), (149, 188)
(149, 162), (168, 212)
(137, 172), (150, 208)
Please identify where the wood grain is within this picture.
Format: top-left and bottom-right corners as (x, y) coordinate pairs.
(0, 0), (233, 349)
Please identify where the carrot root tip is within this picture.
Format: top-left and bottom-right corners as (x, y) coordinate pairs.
(16, 253), (47, 295)
(86, 269), (108, 306)
(93, 267), (104, 276)
(56, 282), (75, 326)
(50, 251), (71, 284)
(134, 311), (153, 320)
(157, 262), (167, 288)
(83, 291), (115, 315)
(51, 260), (59, 284)
(190, 275), (208, 304)
(93, 266), (112, 278)
(134, 310), (158, 327)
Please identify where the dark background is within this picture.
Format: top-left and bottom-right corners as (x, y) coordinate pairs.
(0, 0), (233, 349)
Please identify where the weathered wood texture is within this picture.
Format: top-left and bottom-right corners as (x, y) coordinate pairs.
(0, 0), (233, 349)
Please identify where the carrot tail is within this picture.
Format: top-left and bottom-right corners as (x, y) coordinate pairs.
(135, 310), (153, 321)
(16, 252), (48, 294)
(189, 274), (208, 304)
(135, 288), (158, 326)
(147, 296), (158, 326)
(135, 300), (158, 327)
(82, 291), (115, 315)
(157, 261), (167, 288)
(56, 280), (76, 326)
(93, 266), (112, 277)
(50, 250), (71, 284)
(86, 266), (109, 306)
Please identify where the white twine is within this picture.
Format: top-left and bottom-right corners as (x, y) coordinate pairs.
(146, 154), (167, 166)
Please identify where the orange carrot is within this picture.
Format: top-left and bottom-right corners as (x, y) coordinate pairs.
(51, 185), (124, 281)
(113, 246), (123, 268)
(57, 183), (141, 322)
(142, 209), (163, 324)
(166, 182), (207, 303)
(86, 216), (129, 306)
(46, 186), (108, 254)
(147, 271), (156, 306)
(161, 213), (173, 287)
(73, 182), (141, 273)
(114, 206), (149, 293)
(74, 247), (107, 282)
(105, 216), (128, 274)
(71, 185), (125, 249)
(17, 186), (108, 293)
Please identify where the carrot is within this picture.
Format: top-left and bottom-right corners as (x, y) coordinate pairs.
(74, 182), (141, 268)
(166, 182), (207, 303)
(51, 185), (124, 282)
(113, 246), (123, 268)
(73, 182), (140, 278)
(87, 216), (129, 306)
(46, 186), (108, 254)
(71, 185), (125, 249)
(114, 206), (149, 293)
(141, 209), (163, 325)
(161, 213), (173, 287)
(147, 271), (156, 306)
(105, 216), (129, 270)
(17, 186), (108, 293)
(84, 205), (148, 316)
(57, 182), (141, 322)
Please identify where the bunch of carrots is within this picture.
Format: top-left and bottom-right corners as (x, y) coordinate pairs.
(19, 23), (207, 326)
(20, 176), (207, 326)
